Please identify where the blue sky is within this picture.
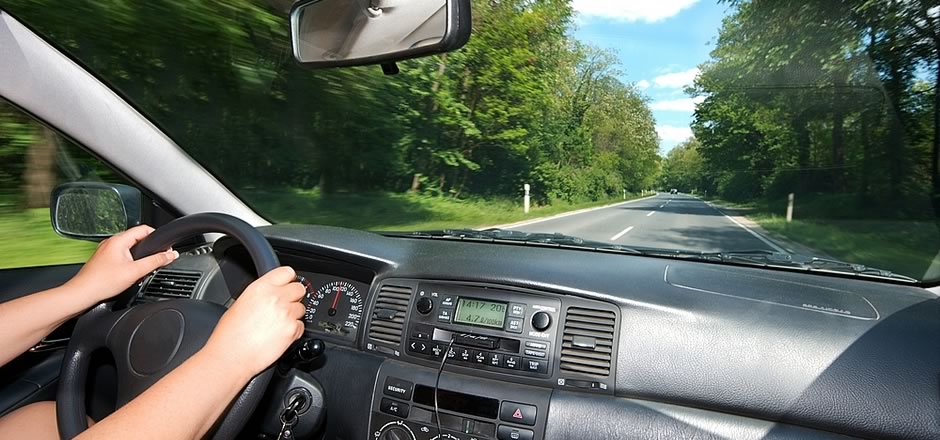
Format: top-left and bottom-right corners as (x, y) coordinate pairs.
(571, 0), (730, 154)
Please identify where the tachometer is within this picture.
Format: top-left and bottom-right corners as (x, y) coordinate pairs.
(303, 279), (363, 338)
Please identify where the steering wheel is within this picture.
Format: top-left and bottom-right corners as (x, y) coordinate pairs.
(56, 213), (280, 440)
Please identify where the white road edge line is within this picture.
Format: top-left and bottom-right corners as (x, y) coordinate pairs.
(484, 194), (660, 230)
(610, 226), (634, 241)
(646, 211), (656, 217)
(704, 200), (788, 253)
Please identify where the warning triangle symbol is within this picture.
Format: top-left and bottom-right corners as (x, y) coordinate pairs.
(512, 408), (524, 419)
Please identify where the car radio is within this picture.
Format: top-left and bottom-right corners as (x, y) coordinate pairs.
(405, 283), (561, 378)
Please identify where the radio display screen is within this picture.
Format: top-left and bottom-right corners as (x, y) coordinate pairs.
(454, 298), (507, 329)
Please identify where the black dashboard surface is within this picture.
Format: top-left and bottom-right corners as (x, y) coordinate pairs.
(211, 224), (940, 440)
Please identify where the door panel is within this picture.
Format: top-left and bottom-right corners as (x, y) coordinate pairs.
(0, 264), (81, 416)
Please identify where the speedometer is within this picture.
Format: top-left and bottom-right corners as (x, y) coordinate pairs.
(303, 280), (363, 338)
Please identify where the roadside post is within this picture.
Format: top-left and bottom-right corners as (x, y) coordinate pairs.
(524, 183), (530, 214)
(623, 189), (626, 200)
(786, 193), (794, 223)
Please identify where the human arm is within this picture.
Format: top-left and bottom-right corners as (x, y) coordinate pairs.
(76, 266), (306, 439)
(0, 225), (177, 366)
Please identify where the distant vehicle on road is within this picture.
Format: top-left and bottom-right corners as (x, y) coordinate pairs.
(670, 189), (678, 194)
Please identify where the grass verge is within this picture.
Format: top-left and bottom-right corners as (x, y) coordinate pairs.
(708, 197), (939, 280)
(1, 191), (645, 269)
(0, 208), (96, 269)
(243, 189), (642, 231)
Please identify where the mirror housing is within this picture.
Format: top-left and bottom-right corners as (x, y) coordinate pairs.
(290, 0), (471, 69)
(50, 182), (142, 241)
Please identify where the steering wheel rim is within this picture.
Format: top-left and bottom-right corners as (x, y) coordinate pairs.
(56, 212), (279, 440)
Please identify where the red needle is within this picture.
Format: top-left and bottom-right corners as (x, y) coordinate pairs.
(330, 290), (341, 310)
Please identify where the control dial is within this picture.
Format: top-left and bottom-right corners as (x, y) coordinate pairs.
(377, 421), (416, 440)
(531, 311), (552, 331)
(416, 297), (434, 314)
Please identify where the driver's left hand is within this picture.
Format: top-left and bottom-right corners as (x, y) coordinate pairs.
(65, 225), (179, 303)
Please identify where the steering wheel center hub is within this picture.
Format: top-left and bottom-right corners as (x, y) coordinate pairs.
(128, 309), (185, 375)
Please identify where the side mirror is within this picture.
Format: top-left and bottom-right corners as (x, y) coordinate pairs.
(50, 182), (142, 241)
(290, 0), (471, 69)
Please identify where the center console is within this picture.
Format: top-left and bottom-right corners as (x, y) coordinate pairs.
(406, 282), (561, 378)
(364, 279), (621, 440)
(369, 361), (552, 440)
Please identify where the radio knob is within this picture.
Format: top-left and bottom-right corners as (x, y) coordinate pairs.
(416, 297), (434, 315)
(531, 311), (552, 331)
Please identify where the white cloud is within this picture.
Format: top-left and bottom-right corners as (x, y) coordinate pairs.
(650, 96), (705, 112)
(573, 0), (700, 22)
(636, 79), (650, 90)
(656, 125), (693, 143)
(652, 68), (700, 89)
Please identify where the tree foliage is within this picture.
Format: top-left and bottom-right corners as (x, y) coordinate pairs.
(1, 0), (660, 216)
(690, 0), (938, 216)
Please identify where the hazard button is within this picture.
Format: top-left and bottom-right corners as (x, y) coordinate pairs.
(498, 401), (537, 426)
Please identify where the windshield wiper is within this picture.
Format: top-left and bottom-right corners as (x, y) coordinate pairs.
(397, 229), (643, 254)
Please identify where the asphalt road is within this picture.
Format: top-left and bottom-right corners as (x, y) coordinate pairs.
(505, 193), (784, 253)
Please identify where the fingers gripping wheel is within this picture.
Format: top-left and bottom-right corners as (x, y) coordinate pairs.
(57, 213), (279, 440)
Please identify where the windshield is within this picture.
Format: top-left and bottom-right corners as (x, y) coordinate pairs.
(4, 0), (939, 282)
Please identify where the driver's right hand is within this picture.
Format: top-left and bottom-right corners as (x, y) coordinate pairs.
(202, 266), (306, 378)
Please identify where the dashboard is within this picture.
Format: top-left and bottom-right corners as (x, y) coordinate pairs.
(143, 224), (940, 440)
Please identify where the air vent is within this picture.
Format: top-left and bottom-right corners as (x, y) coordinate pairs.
(560, 307), (616, 377)
(140, 269), (202, 300)
(367, 284), (412, 346)
(184, 244), (213, 256)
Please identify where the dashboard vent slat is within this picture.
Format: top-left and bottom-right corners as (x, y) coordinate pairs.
(368, 284), (413, 346)
(560, 307), (616, 378)
(141, 269), (203, 300)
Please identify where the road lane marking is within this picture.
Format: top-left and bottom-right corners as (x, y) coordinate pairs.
(484, 194), (660, 230)
(610, 226), (634, 241)
(659, 204), (664, 208)
(700, 199), (787, 253)
(646, 211), (656, 217)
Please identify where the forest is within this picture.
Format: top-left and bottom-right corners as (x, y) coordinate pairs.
(0, 0), (660, 218)
(660, 0), (939, 221)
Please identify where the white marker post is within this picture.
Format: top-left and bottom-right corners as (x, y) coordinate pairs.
(786, 193), (795, 223)
(523, 183), (531, 214)
(623, 189), (626, 200)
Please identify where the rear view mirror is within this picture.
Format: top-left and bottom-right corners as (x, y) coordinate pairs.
(50, 182), (141, 241)
(290, 0), (471, 69)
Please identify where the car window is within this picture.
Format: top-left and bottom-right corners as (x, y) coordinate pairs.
(0, 100), (129, 269)
(3, 1), (938, 283)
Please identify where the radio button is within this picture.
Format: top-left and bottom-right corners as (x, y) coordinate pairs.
(524, 341), (548, 350)
(429, 343), (446, 358)
(503, 355), (522, 370)
(524, 358), (548, 374)
(408, 340), (429, 354)
(523, 349), (546, 358)
(441, 295), (455, 307)
(486, 352), (503, 367)
(472, 350), (487, 364)
(509, 303), (526, 317)
(458, 348), (473, 362)
(437, 308), (453, 323)
(506, 318), (524, 333)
